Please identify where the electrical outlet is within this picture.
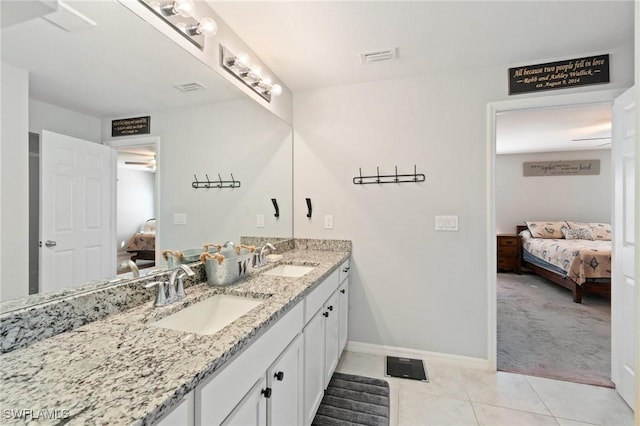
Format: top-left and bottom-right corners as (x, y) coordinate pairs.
(257, 214), (264, 228)
(324, 214), (334, 230)
(173, 213), (187, 225)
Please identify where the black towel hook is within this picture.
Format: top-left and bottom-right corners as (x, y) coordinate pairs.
(306, 198), (312, 218)
(204, 174), (211, 188)
(271, 198), (280, 218)
(192, 174), (199, 189)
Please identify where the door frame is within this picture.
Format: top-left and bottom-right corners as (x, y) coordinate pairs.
(104, 136), (161, 265)
(485, 88), (626, 371)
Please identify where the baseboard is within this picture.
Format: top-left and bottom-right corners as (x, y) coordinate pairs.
(345, 341), (490, 371)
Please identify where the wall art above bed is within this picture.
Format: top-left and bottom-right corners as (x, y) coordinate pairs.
(523, 160), (600, 177)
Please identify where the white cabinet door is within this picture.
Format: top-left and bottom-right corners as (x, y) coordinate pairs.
(338, 281), (349, 354)
(155, 392), (194, 426)
(323, 292), (340, 389)
(222, 377), (268, 426)
(268, 334), (303, 426)
(303, 309), (325, 426)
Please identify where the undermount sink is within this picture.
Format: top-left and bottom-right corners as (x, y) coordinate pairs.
(262, 264), (315, 278)
(151, 294), (263, 335)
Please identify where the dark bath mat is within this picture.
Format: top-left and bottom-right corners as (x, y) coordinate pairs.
(312, 372), (390, 426)
(385, 356), (429, 382)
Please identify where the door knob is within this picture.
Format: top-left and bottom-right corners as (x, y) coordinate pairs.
(45, 240), (57, 247)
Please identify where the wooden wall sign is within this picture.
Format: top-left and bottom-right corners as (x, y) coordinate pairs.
(111, 116), (150, 137)
(509, 54), (609, 95)
(523, 160), (600, 177)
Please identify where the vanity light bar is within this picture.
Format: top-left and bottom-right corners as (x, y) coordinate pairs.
(139, 0), (217, 50)
(220, 45), (282, 103)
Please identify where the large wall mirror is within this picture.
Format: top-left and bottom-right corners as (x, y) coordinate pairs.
(0, 0), (293, 308)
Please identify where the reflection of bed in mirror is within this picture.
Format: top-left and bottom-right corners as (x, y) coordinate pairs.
(516, 223), (611, 303)
(126, 219), (156, 265)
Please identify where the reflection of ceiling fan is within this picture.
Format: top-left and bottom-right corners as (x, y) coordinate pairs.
(124, 156), (156, 169)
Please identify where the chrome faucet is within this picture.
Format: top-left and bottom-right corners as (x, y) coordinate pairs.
(255, 243), (276, 268)
(146, 264), (195, 307)
(118, 260), (139, 278)
(168, 264), (195, 303)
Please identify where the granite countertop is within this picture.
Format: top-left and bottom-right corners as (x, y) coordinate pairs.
(0, 249), (349, 425)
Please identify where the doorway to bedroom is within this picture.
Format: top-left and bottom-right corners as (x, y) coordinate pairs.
(494, 101), (614, 387)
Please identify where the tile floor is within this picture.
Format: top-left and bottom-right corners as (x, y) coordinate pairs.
(335, 351), (635, 426)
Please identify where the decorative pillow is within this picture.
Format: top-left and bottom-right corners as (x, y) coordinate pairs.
(525, 221), (567, 239)
(589, 223), (612, 241)
(561, 226), (594, 240)
(566, 221), (592, 232)
(142, 218), (156, 233)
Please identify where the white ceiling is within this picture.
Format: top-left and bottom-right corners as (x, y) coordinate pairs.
(496, 103), (612, 155)
(1, 1), (243, 118)
(209, 0), (629, 153)
(208, 1), (634, 93)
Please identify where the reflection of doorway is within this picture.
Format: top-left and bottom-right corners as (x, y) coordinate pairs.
(494, 103), (613, 386)
(105, 136), (160, 275)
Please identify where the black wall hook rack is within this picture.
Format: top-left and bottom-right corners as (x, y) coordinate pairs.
(353, 165), (425, 185)
(271, 198), (280, 218)
(192, 173), (241, 189)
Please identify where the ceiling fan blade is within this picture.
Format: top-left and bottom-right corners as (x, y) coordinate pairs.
(571, 136), (612, 142)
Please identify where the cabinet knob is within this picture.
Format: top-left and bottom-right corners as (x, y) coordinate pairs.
(261, 387), (272, 398)
(274, 371), (284, 381)
(342, 267), (350, 273)
(323, 312), (329, 318)
(327, 305), (333, 311)
(340, 289), (345, 294)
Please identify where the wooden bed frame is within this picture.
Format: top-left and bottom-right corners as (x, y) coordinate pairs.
(129, 250), (155, 266)
(516, 225), (611, 303)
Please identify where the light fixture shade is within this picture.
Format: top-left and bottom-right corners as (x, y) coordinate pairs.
(235, 52), (250, 69)
(174, 0), (194, 17)
(270, 84), (283, 97)
(198, 17), (217, 36)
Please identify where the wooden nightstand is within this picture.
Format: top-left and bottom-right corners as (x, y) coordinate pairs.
(497, 234), (521, 274)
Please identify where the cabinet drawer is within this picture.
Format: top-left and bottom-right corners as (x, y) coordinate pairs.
(498, 238), (519, 247)
(305, 269), (339, 324)
(498, 258), (517, 268)
(498, 247), (518, 256)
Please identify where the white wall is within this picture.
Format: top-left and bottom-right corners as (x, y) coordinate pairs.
(29, 99), (101, 142)
(104, 98), (292, 258)
(117, 168), (155, 250)
(293, 44), (633, 359)
(0, 63), (29, 300)
(496, 149), (612, 234)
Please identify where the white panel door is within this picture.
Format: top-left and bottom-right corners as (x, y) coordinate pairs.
(267, 334), (304, 426)
(222, 377), (268, 426)
(612, 86), (636, 409)
(303, 310), (325, 426)
(40, 130), (117, 293)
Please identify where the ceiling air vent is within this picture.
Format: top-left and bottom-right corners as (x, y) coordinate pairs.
(360, 48), (398, 64)
(174, 81), (207, 92)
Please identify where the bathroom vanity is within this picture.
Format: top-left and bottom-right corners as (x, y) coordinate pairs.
(0, 241), (350, 425)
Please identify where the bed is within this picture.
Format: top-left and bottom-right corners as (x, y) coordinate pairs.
(126, 219), (156, 265)
(517, 221), (611, 303)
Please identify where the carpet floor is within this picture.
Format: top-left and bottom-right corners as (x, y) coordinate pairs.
(497, 272), (613, 387)
(312, 373), (390, 426)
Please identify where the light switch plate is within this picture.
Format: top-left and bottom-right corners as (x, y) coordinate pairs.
(324, 214), (334, 230)
(173, 213), (187, 225)
(257, 214), (265, 228)
(435, 215), (458, 231)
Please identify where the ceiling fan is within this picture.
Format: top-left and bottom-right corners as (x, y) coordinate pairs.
(571, 136), (612, 147)
(124, 155), (156, 169)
